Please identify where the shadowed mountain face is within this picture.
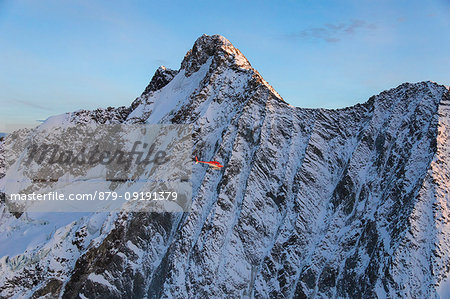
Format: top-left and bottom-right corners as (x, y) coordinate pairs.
(0, 34), (449, 298)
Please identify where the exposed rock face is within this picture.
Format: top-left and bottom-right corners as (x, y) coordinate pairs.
(0, 34), (449, 298)
(140, 67), (179, 98)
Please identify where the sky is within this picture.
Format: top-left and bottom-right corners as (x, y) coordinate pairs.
(0, 0), (449, 132)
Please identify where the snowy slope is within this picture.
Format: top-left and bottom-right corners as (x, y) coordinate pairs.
(0, 34), (449, 298)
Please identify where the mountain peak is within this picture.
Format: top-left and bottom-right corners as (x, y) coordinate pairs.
(2, 33), (450, 299)
(180, 34), (251, 76)
(193, 34), (233, 51)
(141, 66), (178, 95)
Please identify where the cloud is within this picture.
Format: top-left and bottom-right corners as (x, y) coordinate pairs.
(286, 19), (376, 43)
(154, 59), (169, 66)
(14, 98), (53, 111)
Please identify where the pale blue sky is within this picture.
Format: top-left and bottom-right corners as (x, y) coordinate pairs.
(1, 0), (449, 132)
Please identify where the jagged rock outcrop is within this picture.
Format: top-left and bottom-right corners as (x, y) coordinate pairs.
(0, 34), (449, 298)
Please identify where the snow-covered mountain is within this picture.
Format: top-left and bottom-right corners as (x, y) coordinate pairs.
(0, 34), (449, 298)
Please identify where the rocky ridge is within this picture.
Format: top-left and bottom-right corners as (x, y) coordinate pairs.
(0, 34), (449, 298)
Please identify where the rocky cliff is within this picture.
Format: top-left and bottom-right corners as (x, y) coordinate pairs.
(0, 34), (449, 298)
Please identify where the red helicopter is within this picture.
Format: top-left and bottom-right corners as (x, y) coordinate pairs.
(195, 156), (224, 169)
